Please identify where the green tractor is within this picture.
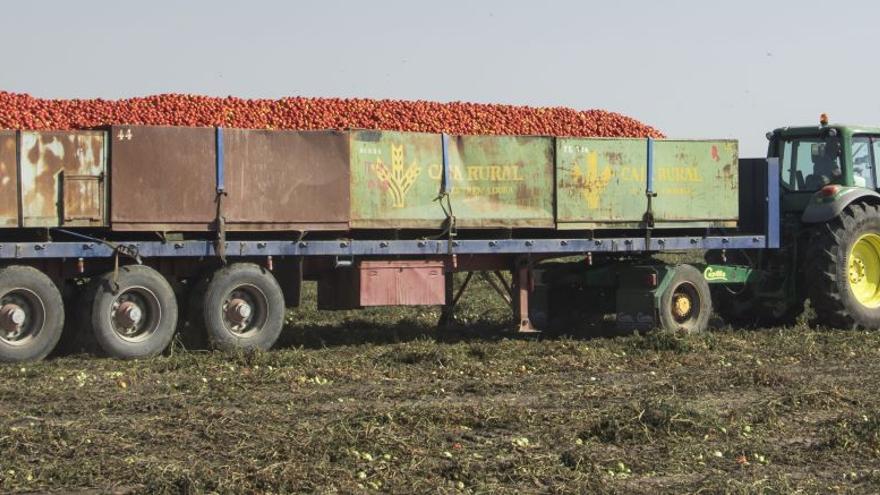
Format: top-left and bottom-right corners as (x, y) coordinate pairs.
(713, 114), (880, 328)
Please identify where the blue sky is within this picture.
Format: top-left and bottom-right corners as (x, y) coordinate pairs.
(1, 0), (876, 155)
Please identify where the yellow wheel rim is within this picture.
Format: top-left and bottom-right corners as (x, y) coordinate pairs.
(849, 233), (880, 308)
(673, 294), (692, 318)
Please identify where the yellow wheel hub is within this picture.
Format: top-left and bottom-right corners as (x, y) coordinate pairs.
(673, 294), (692, 318)
(849, 233), (880, 308)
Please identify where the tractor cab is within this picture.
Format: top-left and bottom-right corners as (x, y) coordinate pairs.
(768, 115), (880, 214)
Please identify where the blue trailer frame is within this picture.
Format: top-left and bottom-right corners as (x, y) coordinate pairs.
(0, 159), (779, 261)
(0, 234), (769, 261)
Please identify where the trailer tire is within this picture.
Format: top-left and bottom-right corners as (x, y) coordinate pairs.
(658, 265), (712, 333)
(82, 265), (178, 359)
(197, 263), (284, 352)
(0, 266), (65, 362)
(805, 203), (880, 329)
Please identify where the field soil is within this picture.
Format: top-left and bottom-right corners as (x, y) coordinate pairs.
(0, 279), (878, 494)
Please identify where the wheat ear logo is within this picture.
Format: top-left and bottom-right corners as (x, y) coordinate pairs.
(571, 150), (613, 209)
(372, 144), (421, 208)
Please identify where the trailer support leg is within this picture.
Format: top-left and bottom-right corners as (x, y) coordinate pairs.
(514, 261), (539, 334)
(438, 268), (476, 328)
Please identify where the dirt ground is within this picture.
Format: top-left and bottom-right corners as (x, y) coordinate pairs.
(0, 279), (878, 494)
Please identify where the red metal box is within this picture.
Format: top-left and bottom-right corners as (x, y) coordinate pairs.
(317, 260), (447, 309)
(359, 260), (446, 306)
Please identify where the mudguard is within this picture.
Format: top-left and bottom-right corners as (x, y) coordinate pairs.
(801, 186), (880, 223)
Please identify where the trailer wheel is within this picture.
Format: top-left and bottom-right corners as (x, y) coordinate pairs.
(0, 266), (64, 362)
(658, 265), (712, 333)
(806, 203), (880, 329)
(197, 263), (284, 352)
(82, 265), (178, 359)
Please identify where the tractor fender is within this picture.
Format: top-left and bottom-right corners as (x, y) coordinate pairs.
(801, 186), (880, 224)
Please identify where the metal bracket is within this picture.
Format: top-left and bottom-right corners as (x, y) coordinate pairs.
(214, 127), (228, 264)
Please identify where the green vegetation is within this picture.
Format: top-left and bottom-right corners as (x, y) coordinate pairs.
(0, 279), (878, 494)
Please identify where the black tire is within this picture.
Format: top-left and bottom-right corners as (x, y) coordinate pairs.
(657, 265), (712, 333)
(0, 266), (64, 362)
(805, 203), (880, 329)
(196, 263), (284, 352)
(82, 265), (178, 359)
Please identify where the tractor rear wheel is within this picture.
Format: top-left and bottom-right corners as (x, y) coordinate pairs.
(806, 203), (880, 329)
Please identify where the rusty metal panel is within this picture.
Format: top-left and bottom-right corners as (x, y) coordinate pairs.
(447, 135), (554, 228)
(110, 126), (216, 231)
(19, 131), (107, 227)
(222, 129), (349, 230)
(651, 140), (738, 226)
(62, 175), (103, 223)
(0, 132), (17, 227)
(359, 260), (446, 306)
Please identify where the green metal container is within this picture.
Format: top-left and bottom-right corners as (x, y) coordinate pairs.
(556, 138), (648, 228)
(446, 135), (554, 228)
(556, 138), (738, 229)
(350, 131), (555, 229)
(652, 140), (738, 227)
(350, 130), (445, 229)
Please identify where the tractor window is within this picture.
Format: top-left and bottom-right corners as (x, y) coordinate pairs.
(779, 135), (842, 191)
(852, 137), (876, 189)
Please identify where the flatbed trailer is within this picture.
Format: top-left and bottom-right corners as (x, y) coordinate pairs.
(0, 124), (788, 361)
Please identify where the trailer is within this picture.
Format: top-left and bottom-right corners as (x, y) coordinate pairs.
(5, 117), (875, 363)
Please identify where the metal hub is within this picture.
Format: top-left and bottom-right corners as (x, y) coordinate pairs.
(109, 287), (161, 342)
(849, 233), (880, 308)
(0, 289), (45, 345)
(115, 301), (144, 328)
(850, 257), (867, 285)
(222, 285), (268, 336)
(670, 281), (700, 327)
(225, 298), (253, 324)
(672, 294), (692, 319)
(0, 304), (26, 333)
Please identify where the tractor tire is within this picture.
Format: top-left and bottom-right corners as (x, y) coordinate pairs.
(805, 202), (880, 329)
